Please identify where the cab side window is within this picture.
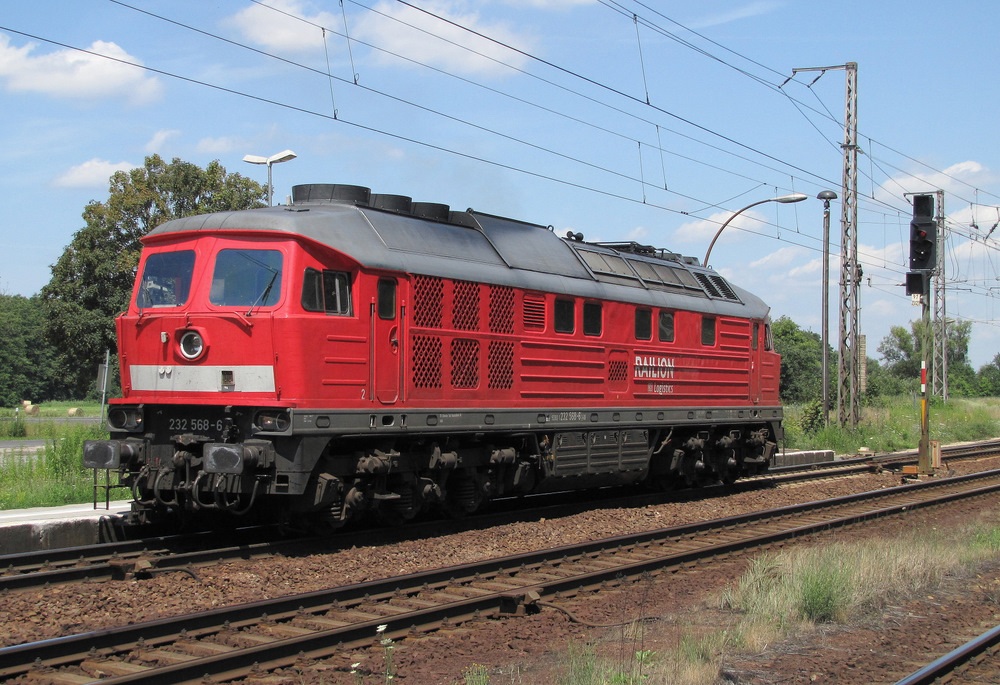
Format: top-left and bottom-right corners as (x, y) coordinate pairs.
(554, 298), (574, 334)
(583, 302), (602, 336)
(302, 268), (352, 315)
(378, 279), (397, 320)
(658, 311), (675, 343)
(635, 309), (652, 340)
(702, 316), (716, 346)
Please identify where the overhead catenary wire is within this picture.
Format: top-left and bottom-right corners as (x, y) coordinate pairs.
(9, 3), (1000, 330)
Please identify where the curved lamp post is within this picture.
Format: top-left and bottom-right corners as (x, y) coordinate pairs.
(703, 192), (809, 267)
(243, 149), (297, 206)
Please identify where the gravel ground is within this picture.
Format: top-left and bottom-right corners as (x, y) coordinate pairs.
(3, 456), (1000, 684)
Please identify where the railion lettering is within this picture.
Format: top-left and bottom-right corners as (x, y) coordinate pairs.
(634, 356), (675, 379)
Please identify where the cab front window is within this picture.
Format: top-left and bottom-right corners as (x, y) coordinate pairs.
(210, 249), (283, 307)
(136, 250), (196, 309)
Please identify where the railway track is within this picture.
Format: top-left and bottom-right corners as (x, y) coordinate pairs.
(895, 621), (1000, 684)
(2, 438), (996, 595)
(3, 468), (1000, 684)
(0, 452), (882, 593)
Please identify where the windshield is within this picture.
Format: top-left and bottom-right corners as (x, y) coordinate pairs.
(136, 250), (196, 309)
(210, 249), (283, 308)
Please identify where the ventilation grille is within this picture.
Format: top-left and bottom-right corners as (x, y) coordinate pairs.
(609, 359), (628, 383)
(412, 335), (442, 388)
(451, 339), (480, 389)
(489, 285), (514, 334)
(453, 280), (480, 331)
(413, 276), (443, 328)
(488, 340), (514, 389)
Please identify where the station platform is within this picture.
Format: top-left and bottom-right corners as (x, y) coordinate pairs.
(0, 500), (132, 555)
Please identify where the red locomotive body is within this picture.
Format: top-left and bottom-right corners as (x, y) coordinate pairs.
(85, 184), (782, 526)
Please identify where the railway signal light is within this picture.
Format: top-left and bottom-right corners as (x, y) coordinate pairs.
(905, 270), (928, 297)
(909, 194), (937, 272)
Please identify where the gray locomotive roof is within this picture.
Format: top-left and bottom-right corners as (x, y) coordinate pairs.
(146, 190), (770, 320)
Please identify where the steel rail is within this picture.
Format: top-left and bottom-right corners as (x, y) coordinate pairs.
(894, 622), (1000, 685)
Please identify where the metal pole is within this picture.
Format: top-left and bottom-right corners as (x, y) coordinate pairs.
(822, 201), (831, 425)
(919, 295), (932, 473)
(266, 163), (274, 207)
(817, 191), (837, 426)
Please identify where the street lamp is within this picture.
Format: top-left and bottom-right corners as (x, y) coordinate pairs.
(703, 193), (809, 267)
(243, 149), (297, 206)
(817, 190), (838, 426)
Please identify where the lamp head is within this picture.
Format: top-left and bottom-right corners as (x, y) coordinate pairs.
(773, 193), (808, 204)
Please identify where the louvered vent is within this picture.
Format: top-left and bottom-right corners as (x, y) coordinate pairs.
(694, 272), (721, 298)
(710, 275), (739, 300)
(523, 295), (545, 330)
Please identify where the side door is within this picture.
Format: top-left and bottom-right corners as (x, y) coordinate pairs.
(373, 278), (401, 404)
(749, 321), (761, 404)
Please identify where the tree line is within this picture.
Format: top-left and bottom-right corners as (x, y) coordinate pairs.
(771, 315), (1000, 404)
(2, 155), (998, 407)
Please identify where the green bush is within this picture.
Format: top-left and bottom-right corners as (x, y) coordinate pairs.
(0, 415), (26, 438)
(0, 423), (107, 509)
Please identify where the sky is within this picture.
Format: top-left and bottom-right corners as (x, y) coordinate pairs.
(3, 0), (1000, 370)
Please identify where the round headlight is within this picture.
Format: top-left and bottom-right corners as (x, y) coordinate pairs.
(179, 330), (204, 360)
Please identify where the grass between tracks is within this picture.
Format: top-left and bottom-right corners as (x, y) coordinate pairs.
(528, 517), (1000, 685)
(782, 395), (1000, 455)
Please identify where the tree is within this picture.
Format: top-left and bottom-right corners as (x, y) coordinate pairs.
(876, 319), (975, 397)
(976, 354), (1000, 397)
(876, 324), (920, 380)
(770, 316), (831, 404)
(40, 155), (266, 397)
(0, 294), (60, 406)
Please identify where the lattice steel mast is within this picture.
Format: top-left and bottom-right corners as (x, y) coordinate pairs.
(793, 63), (860, 427)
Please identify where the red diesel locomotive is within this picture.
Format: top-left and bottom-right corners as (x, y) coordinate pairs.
(84, 183), (783, 527)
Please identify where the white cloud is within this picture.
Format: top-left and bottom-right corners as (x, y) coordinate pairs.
(788, 256), (821, 279)
(688, 1), (782, 29)
(875, 160), (996, 211)
(53, 158), (135, 188)
(673, 208), (769, 245)
(353, 1), (534, 76)
(196, 136), (246, 155)
(227, 0), (340, 54)
(503, 0), (594, 7)
(748, 245), (806, 270)
(627, 225), (649, 241)
(0, 34), (162, 105)
(145, 129), (181, 154)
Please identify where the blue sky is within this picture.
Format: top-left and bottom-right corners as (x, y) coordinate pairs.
(3, 0), (1000, 368)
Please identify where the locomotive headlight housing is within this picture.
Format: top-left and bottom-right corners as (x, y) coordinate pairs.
(254, 409), (291, 433)
(107, 406), (144, 432)
(179, 329), (205, 360)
